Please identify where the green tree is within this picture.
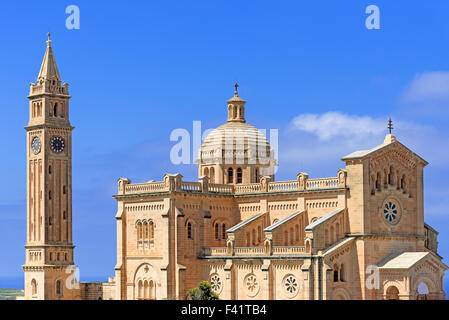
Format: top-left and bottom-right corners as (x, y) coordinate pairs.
(188, 281), (219, 300)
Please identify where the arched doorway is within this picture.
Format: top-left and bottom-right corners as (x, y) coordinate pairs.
(134, 263), (159, 300)
(416, 282), (430, 300)
(386, 286), (400, 300)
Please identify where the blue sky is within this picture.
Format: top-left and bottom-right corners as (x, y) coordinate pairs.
(1, 0), (449, 289)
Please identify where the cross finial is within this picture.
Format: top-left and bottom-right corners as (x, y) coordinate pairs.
(388, 118), (393, 134)
(234, 82), (239, 96)
(46, 32), (52, 47)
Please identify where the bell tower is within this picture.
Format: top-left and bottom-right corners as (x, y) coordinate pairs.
(23, 34), (79, 300)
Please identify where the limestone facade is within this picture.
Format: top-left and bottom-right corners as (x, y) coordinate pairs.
(23, 36), (447, 300)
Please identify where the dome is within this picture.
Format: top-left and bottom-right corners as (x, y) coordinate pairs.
(197, 84), (276, 184)
(199, 121), (273, 165)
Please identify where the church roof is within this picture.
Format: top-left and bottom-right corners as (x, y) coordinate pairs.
(378, 252), (429, 270)
(264, 211), (303, 232)
(226, 212), (266, 233)
(341, 134), (428, 165)
(37, 33), (61, 82)
(305, 209), (344, 231)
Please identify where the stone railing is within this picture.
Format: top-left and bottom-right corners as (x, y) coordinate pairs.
(234, 183), (262, 194)
(29, 83), (69, 96)
(117, 171), (346, 196)
(272, 246), (305, 255)
(306, 178), (340, 190)
(203, 247), (229, 256)
(208, 184), (234, 194)
(268, 181), (299, 192)
(234, 246), (266, 255)
(124, 182), (167, 194)
(181, 182), (201, 192)
(202, 245), (306, 257)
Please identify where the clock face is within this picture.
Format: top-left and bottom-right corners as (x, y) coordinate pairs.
(31, 136), (41, 155)
(50, 136), (65, 154)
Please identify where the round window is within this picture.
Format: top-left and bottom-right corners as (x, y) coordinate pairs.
(383, 199), (402, 225)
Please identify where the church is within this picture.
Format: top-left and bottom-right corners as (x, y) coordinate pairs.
(22, 36), (447, 300)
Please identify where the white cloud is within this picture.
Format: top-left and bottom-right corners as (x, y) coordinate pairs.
(402, 71), (449, 103)
(290, 111), (385, 141)
(279, 111), (449, 178)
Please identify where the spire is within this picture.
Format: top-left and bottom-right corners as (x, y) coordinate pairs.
(37, 33), (61, 83)
(234, 82), (239, 97)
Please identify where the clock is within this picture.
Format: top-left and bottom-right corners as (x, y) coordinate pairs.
(50, 136), (65, 154)
(31, 136), (41, 155)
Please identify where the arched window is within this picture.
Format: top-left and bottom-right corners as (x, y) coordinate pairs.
(340, 264), (345, 282)
(257, 226), (262, 243)
(138, 280), (143, 299)
(228, 168), (233, 184)
(63, 185), (66, 194)
(49, 165), (52, 174)
(388, 165), (394, 185)
(376, 172), (381, 190)
(56, 280), (62, 296)
(187, 222), (193, 240)
(215, 223), (219, 240)
(204, 167), (209, 177)
(53, 103), (58, 117)
(295, 224), (299, 242)
(222, 223), (226, 239)
(252, 229), (256, 245)
(149, 280), (155, 300)
(137, 222), (143, 240)
(386, 286), (400, 300)
(49, 190), (52, 200)
(31, 279), (37, 295)
(144, 280), (149, 300)
(143, 221), (148, 240)
(149, 221), (154, 240)
(210, 167), (215, 183)
(237, 168), (243, 184)
(333, 268), (339, 282)
(289, 228), (294, 245)
(255, 168), (259, 183)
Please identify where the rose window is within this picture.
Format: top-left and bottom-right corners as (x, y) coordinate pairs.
(244, 274), (259, 297)
(283, 274), (299, 297)
(383, 199), (401, 225)
(210, 274), (222, 293)
(284, 275), (297, 294)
